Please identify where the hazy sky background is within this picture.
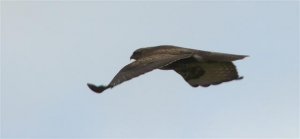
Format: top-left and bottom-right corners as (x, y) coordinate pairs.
(1, 1), (299, 138)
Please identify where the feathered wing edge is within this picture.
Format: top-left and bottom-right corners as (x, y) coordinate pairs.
(87, 54), (192, 93)
(197, 50), (248, 62)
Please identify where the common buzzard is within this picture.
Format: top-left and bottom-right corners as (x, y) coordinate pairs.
(87, 45), (247, 93)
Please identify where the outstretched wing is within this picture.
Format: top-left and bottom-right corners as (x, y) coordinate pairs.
(109, 54), (192, 87)
(197, 50), (248, 62)
(174, 61), (242, 87)
(87, 54), (192, 93)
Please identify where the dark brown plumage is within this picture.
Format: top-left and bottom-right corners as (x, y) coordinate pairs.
(87, 45), (248, 93)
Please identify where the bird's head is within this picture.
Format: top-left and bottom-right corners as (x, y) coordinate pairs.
(130, 48), (145, 60)
(130, 46), (163, 60)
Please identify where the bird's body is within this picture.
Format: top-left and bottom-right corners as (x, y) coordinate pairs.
(88, 45), (248, 93)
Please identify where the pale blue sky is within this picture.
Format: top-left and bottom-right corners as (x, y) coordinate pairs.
(1, 1), (299, 138)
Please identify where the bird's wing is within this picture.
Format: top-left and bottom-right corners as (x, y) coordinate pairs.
(196, 50), (248, 62)
(87, 54), (192, 93)
(174, 61), (242, 87)
(108, 54), (192, 87)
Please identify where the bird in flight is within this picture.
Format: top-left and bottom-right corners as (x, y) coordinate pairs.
(87, 45), (248, 93)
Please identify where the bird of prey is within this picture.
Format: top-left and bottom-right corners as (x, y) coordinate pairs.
(87, 45), (248, 93)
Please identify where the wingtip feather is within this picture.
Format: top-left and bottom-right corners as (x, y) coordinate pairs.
(87, 83), (109, 93)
